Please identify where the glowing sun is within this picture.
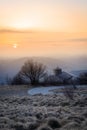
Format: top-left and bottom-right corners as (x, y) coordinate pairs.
(13, 44), (18, 49)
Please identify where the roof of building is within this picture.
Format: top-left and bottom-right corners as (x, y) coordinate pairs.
(58, 71), (73, 80)
(48, 71), (74, 81)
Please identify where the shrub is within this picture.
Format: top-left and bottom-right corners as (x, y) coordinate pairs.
(62, 86), (75, 100)
(78, 72), (87, 84)
(13, 122), (25, 130)
(11, 73), (25, 85)
(47, 117), (61, 129)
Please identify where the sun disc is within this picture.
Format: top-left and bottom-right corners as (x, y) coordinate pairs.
(13, 44), (18, 49)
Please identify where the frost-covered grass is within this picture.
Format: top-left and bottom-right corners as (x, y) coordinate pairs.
(0, 85), (87, 130)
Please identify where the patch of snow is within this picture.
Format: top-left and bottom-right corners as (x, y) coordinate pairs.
(28, 86), (64, 95)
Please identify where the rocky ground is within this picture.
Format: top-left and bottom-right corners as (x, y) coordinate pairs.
(0, 85), (87, 130)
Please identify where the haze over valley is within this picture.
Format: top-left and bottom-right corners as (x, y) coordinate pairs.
(0, 56), (87, 84)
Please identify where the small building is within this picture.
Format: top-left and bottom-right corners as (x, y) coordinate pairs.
(46, 67), (77, 88)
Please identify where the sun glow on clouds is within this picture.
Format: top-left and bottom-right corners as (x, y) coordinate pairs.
(8, 41), (18, 49)
(10, 20), (34, 30)
(9, 14), (43, 30)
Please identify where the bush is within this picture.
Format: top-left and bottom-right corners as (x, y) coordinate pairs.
(62, 86), (75, 100)
(13, 122), (25, 130)
(11, 73), (25, 85)
(78, 72), (87, 84)
(47, 117), (61, 129)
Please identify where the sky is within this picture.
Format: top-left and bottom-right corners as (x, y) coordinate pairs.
(0, 0), (87, 32)
(0, 0), (87, 58)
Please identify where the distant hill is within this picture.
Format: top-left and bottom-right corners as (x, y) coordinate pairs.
(0, 56), (87, 84)
(71, 70), (87, 77)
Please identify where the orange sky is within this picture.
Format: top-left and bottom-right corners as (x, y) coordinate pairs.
(0, 31), (87, 58)
(0, 0), (87, 58)
(0, 0), (87, 32)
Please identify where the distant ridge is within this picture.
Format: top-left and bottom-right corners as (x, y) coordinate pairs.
(0, 29), (34, 33)
(71, 70), (87, 77)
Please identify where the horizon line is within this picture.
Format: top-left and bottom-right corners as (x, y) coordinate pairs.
(0, 28), (86, 34)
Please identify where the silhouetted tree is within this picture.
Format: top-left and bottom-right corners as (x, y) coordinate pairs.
(78, 72), (87, 84)
(11, 73), (25, 85)
(19, 60), (46, 85)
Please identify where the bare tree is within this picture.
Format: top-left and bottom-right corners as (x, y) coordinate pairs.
(19, 60), (46, 85)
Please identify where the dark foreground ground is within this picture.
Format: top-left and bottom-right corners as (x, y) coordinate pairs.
(0, 85), (87, 130)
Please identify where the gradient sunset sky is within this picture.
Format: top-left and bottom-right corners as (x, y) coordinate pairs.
(0, 0), (87, 58)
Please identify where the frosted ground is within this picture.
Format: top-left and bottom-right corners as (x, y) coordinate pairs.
(0, 85), (87, 130)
